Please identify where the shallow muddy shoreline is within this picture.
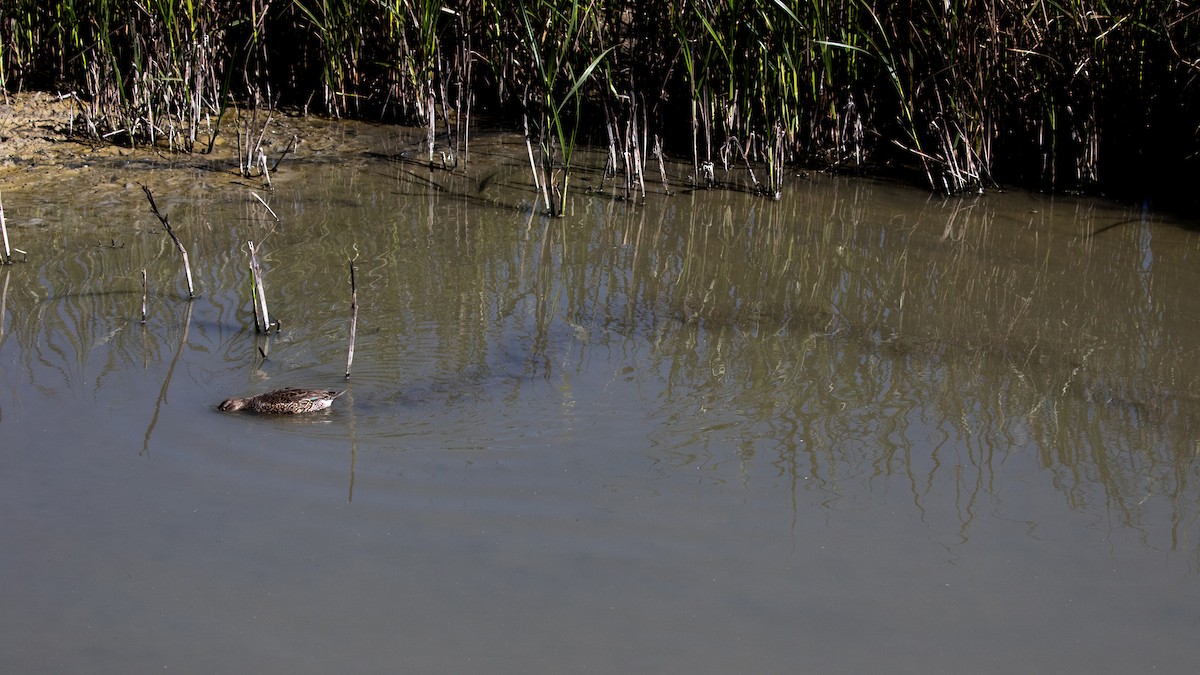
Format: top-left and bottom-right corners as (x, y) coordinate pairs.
(0, 91), (422, 196)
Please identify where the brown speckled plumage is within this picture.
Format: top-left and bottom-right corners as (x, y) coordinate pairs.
(218, 388), (345, 414)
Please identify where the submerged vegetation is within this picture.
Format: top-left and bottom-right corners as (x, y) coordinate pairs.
(1, 1), (1197, 200)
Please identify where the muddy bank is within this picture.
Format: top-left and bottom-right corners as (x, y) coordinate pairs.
(0, 91), (417, 196)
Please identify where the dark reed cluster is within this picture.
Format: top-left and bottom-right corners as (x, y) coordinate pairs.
(2, 1), (1197, 199)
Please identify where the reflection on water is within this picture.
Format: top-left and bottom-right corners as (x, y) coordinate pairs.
(1, 136), (1199, 673)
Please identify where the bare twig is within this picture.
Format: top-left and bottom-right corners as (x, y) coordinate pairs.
(247, 240), (274, 333)
(0, 191), (11, 264)
(426, 94), (437, 165)
(346, 259), (358, 379)
(258, 148), (272, 189)
(653, 135), (671, 194)
(523, 109), (548, 212)
(271, 135), (299, 172)
(140, 184), (195, 299)
(251, 192), (279, 221)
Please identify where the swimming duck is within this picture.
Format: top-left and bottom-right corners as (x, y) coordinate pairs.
(218, 388), (345, 414)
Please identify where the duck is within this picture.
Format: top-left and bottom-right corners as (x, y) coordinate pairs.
(218, 388), (346, 414)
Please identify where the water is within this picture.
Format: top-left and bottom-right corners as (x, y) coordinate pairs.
(2, 127), (1199, 673)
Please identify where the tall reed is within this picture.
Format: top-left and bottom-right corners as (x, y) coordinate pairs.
(497, 0), (612, 215)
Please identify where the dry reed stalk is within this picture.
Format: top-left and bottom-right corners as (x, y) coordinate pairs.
(523, 110), (549, 212)
(237, 123), (245, 174)
(345, 260), (358, 379)
(271, 135), (299, 172)
(460, 43), (473, 167)
(768, 125), (785, 199)
(628, 117), (645, 200)
(140, 185), (195, 299)
(624, 95), (646, 200)
(624, 149), (635, 199)
(258, 148), (271, 189)
(426, 95), (437, 165)
(653, 135), (671, 194)
(252, 192), (279, 221)
(247, 240), (273, 333)
(248, 264), (261, 330)
(238, 109), (275, 178)
(0, 191), (10, 264)
(604, 114), (618, 181)
(141, 268), (148, 323)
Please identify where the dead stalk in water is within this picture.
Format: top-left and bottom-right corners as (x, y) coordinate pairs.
(523, 110), (548, 212)
(0, 191), (10, 264)
(271, 135), (299, 172)
(0, 192), (24, 263)
(248, 269), (260, 330)
(247, 240), (275, 333)
(426, 95), (437, 165)
(238, 106), (276, 179)
(252, 192), (279, 221)
(141, 268), (148, 323)
(653, 135), (671, 194)
(346, 259), (358, 379)
(140, 184), (195, 299)
(258, 148), (271, 189)
(628, 97), (645, 200)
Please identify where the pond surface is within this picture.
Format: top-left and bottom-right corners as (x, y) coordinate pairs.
(2, 124), (1199, 673)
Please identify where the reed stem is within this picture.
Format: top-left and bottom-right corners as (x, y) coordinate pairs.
(140, 185), (195, 299)
(0, 191), (10, 264)
(247, 240), (272, 333)
(346, 260), (358, 379)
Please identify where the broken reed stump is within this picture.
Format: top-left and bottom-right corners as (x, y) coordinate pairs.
(523, 111), (551, 214)
(246, 240), (277, 333)
(346, 260), (358, 379)
(258, 148), (272, 190)
(139, 185), (195, 298)
(271, 135), (299, 173)
(0, 191), (24, 264)
(252, 192), (279, 221)
(0, 191), (11, 264)
(654, 135), (672, 195)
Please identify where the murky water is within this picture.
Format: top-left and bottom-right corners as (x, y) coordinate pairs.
(2, 127), (1199, 673)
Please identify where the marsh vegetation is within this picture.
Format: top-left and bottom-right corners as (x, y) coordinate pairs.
(2, 1), (1197, 204)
